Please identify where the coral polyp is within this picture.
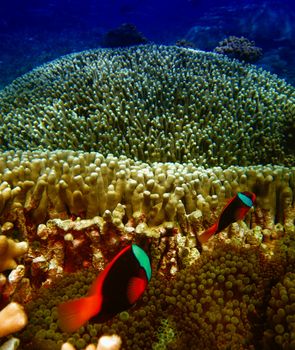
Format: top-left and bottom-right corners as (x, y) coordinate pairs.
(0, 45), (294, 167)
(17, 236), (295, 350)
(0, 45), (294, 349)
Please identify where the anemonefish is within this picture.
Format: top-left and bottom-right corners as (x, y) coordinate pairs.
(58, 244), (151, 333)
(198, 191), (256, 244)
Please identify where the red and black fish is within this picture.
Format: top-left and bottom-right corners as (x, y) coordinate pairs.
(58, 244), (151, 333)
(198, 191), (256, 244)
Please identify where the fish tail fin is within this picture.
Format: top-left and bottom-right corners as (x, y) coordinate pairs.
(198, 223), (218, 244)
(58, 295), (101, 333)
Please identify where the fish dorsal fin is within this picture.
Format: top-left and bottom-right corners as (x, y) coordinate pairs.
(237, 192), (254, 207)
(127, 276), (147, 304)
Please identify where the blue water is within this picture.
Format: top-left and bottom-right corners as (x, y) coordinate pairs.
(1, 0), (295, 88)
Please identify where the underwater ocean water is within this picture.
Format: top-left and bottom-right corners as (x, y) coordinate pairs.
(0, 0), (295, 88)
(0, 1), (295, 350)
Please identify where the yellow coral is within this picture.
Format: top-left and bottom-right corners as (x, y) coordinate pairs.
(0, 151), (293, 230)
(0, 235), (28, 272)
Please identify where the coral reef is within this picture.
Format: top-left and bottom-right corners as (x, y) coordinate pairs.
(0, 45), (294, 349)
(175, 39), (196, 48)
(0, 150), (293, 229)
(0, 150), (293, 290)
(214, 36), (263, 63)
(15, 233), (295, 350)
(0, 45), (294, 167)
(102, 23), (148, 48)
(263, 272), (295, 349)
(0, 149), (291, 348)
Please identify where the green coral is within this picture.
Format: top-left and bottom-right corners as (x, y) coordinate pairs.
(0, 45), (294, 167)
(16, 235), (295, 350)
(152, 318), (176, 349)
(263, 272), (295, 349)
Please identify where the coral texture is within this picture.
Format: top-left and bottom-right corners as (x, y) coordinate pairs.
(214, 36), (263, 63)
(0, 235), (28, 272)
(0, 150), (294, 228)
(0, 45), (294, 167)
(16, 234), (295, 350)
(0, 302), (28, 338)
(0, 45), (294, 350)
(263, 271), (295, 349)
(0, 150), (293, 289)
(0, 150), (291, 349)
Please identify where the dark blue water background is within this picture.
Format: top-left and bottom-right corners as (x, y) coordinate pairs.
(0, 0), (295, 88)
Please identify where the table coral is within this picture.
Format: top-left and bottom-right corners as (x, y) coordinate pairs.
(0, 45), (294, 167)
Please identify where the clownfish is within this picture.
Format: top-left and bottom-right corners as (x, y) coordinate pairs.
(198, 191), (256, 244)
(58, 244), (151, 333)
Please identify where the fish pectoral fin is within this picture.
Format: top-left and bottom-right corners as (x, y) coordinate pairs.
(127, 277), (146, 304)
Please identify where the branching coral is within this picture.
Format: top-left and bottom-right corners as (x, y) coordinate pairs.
(0, 45), (294, 167)
(0, 151), (294, 229)
(0, 44), (294, 349)
(214, 36), (263, 63)
(0, 150), (293, 293)
(0, 235), (28, 272)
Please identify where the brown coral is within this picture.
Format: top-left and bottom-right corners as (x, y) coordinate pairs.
(214, 36), (263, 63)
(16, 234), (295, 350)
(263, 272), (295, 349)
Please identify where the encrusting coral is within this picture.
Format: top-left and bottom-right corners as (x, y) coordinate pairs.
(0, 45), (294, 167)
(0, 45), (294, 349)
